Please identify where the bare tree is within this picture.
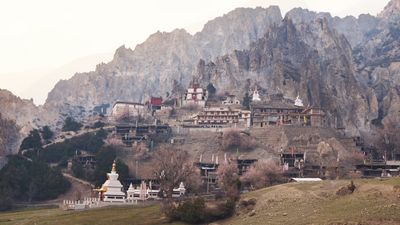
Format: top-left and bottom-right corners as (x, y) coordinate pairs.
(241, 159), (283, 190)
(153, 147), (197, 198)
(217, 161), (240, 201)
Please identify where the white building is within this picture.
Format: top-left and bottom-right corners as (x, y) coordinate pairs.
(182, 84), (208, 107)
(111, 101), (146, 121)
(222, 95), (240, 105)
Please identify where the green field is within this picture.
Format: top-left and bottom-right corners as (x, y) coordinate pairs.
(1, 178), (400, 225)
(0, 204), (185, 225)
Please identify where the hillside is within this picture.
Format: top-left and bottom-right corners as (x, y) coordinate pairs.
(1, 178), (399, 225)
(223, 178), (400, 225)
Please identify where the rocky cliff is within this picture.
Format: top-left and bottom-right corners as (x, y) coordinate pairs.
(45, 6), (282, 114)
(0, 89), (57, 155)
(24, 0), (400, 136)
(195, 17), (375, 135)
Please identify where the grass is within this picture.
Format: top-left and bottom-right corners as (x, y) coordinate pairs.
(2, 178), (400, 225)
(221, 178), (400, 225)
(0, 204), (186, 225)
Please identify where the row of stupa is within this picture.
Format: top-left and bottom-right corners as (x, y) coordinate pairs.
(94, 160), (186, 203)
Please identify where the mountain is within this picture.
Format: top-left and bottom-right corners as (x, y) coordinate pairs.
(0, 89), (58, 155)
(44, 6), (283, 114)
(378, 0), (400, 20)
(195, 17), (375, 134)
(20, 1), (400, 136)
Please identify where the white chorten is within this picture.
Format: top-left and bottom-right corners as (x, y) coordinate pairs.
(101, 160), (126, 202)
(294, 95), (304, 107)
(252, 87), (261, 101)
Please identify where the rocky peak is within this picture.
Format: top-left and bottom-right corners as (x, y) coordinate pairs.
(378, 0), (400, 20)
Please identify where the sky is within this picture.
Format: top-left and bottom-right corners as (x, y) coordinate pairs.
(0, 0), (391, 105)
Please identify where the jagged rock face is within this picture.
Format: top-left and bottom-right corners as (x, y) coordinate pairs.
(378, 0), (400, 21)
(195, 18), (374, 134)
(36, 1), (400, 135)
(0, 89), (57, 154)
(45, 6), (283, 114)
(285, 8), (381, 48)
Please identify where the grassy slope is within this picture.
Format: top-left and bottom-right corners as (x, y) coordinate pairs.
(222, 178), (400, 225)
(1, 178), (400, 225)
(0, 204), (186, 225)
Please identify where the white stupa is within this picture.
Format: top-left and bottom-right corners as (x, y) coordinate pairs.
(101, 160), (126, 202)
(294, 95), (304, 107)
(252, 87), (261, 101)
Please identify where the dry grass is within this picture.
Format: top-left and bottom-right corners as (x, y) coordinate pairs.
(2, 178), (400, 225)
(222, 178), (400, 225)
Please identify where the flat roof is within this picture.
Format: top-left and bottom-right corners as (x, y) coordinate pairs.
(290, 178), (322, 182)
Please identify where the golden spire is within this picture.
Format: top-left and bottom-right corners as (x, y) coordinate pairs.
(112, 160), (117, 172)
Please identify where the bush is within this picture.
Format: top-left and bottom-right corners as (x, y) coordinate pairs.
(20, 129), (42, 150)
(62, 117), (82, 132)
(241, 160), (284, 190)
(0, 155), (70, 210)
(40, 126), (54, 140)
(222, 129), (256, 151)
(164, 198), (235, 224)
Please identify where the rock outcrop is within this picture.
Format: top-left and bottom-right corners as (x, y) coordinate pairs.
(0, 89), (57, 154)
(195, 18), (375, 135)
(45, 6), (283, 115)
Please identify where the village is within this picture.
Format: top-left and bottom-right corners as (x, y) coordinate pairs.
(59, 82), (400, 210)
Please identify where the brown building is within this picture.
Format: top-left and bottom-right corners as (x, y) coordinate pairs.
(250, 94), (324, 127)
(195, 107), (251, 127)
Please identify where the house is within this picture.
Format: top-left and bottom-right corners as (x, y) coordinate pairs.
(149, 97), (163, 111)
(194, 107), (251, 128)
(222, 95), (240, 105)
(182, 83), (208, 107)
(111, 101), (146, 121)
(250, 94), (325, 127)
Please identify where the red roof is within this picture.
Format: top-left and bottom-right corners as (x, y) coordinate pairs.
(150, 97), (163, 106)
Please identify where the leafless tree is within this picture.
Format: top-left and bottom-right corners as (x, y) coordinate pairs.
(217, 161), (240, 201)
(241, 159), (284, 190)
(153, 147), (198, 198)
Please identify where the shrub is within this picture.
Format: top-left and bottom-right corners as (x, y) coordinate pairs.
(222, 129), (256, 151)
(20, 129), (42, 150)
(164, 198), (235, 224)
(62, 117), (82, 132)
(241, 160), (284, 190)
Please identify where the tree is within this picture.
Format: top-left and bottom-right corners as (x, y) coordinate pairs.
(207, 83), (216, 96)
(20, 129), (42, 150)
(93, 146), (117, 186)
(62, 117), (82, 132)
(153, 148), (197, 198)
(40, 126), (54, 140)
(241, 160), (284, 190)
(242, 92), (252, 110)
(217, 161), (240, 201)
(222, 129), (256, 151)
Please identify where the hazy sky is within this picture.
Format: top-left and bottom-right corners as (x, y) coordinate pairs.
(0, 0), (390, 104)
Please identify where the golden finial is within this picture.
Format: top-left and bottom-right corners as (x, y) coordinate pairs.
(112, 160), (117, 172)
